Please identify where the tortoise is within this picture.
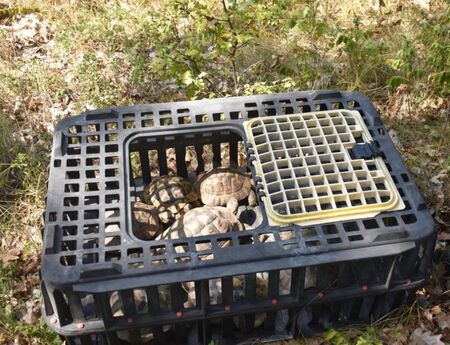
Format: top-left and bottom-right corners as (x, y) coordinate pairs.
(143, 175), (199, 224)
(197, 167), (257, 212)
(184, 273), (268, 328)
(132, 201), (163, 240)
(232, 273), (268, 328)
(110, 288), (173, 343)
(156, 205), (243, 252)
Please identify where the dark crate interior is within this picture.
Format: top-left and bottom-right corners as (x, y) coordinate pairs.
(126, 127), (262, 240)
(127, 128), (247, 185)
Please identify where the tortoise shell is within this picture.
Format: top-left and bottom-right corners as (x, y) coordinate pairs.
(143, 175), (198, 209)
(185, 273), (268, 328)
(110, 288), (172, 342)
(132, 201), (163, 240)
(197, 167), (253, 206)
(156, 206), (243, 251)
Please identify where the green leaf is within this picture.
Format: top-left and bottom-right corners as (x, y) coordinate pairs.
(302, 5), (311, 18)
(386, 58), (405, 70)
(336, 35), (347, 45)
(324, 329), (352, 345)
(287, 17), (297, 28)
(315, 22), (326, 37)
(432, 70), (450, 86)
(182, 70), (194, 86)
(387, 76), (409, 89)
(219, 41), (233, 53)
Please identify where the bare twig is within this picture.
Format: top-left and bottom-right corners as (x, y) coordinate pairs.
(438, 107), (449, 150)
(221, 0), (239, 94)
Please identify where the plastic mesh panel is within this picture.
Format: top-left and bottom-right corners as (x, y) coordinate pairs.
(245, 110), (404, 225)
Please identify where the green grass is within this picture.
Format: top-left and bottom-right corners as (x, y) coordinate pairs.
(384, 116), (450, 204)
(0, 115), (14, 193)
(0, 0), (449, 343)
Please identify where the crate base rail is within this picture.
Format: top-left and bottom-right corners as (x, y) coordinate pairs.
(43, 275), (426, 337)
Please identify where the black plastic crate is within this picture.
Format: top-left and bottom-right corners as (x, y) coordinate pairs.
(41, 90), (435, 344)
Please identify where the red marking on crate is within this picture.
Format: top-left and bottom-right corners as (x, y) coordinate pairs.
(362, 285), (368, 292)
(317, 292), (324, 299)
(224, 305), (231, 312)
(271, 298), (278, 305)
(176, 311), (183, 318)
(127, 317), (133, 323)
(77, 323), (85, 329)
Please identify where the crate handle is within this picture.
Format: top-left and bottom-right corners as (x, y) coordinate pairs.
(84, 109), (119, 121)
(80, 263), (122, 279)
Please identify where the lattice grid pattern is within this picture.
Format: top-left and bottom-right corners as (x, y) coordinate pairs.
(245, 110), (404, 225)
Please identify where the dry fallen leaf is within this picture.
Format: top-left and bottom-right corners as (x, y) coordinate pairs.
(424, 309), (434, 321)
(431, 305), (443, 315)
(173, 92), (188, 101)
(167, 147), (177, 173)
(410, 328), (444, 345)
(427, 148), (438, 157)
(410, 166), (423, 176)
(388, 129), (400, 147)
(434, 263), (448, 280)
(379, 325), (409, 345)
(20, 300), (40, 325)
(8, 13), (51, 49)
(438, 232), (450, 241)
(431, 171), (448, 186)
(23, 255), (40, 275)
(436, 313), (450, 330)
(2, 248), (22, 268)
(435, 206), (450, 227)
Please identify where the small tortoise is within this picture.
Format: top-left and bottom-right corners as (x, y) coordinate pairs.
(110, 288), (172, 343)
(132, 201), (163, 240)
(156, 206), (243, 252)
(197, 167), (257, 212)
(233, 273), (268, 328)
(143, 175), (199, 224)
(185, 274), (268, 328)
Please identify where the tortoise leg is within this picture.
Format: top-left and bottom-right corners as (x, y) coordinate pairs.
(158, 207), (175, 224)
(226, 197), (239, 214)
(190, 199), (203, 208)
(182, 203), (192, 213)
(248, 189), (258, 207)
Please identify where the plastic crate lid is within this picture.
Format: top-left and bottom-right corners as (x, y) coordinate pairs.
(244, 110), (405, 226)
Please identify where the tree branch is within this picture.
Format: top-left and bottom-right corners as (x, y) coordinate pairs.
(221, 0), (239, 94)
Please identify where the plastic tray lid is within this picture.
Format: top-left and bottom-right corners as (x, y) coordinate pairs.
(244, 110), (405, 226)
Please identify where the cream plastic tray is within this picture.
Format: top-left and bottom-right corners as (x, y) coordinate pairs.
(244, 110), (404, 226)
